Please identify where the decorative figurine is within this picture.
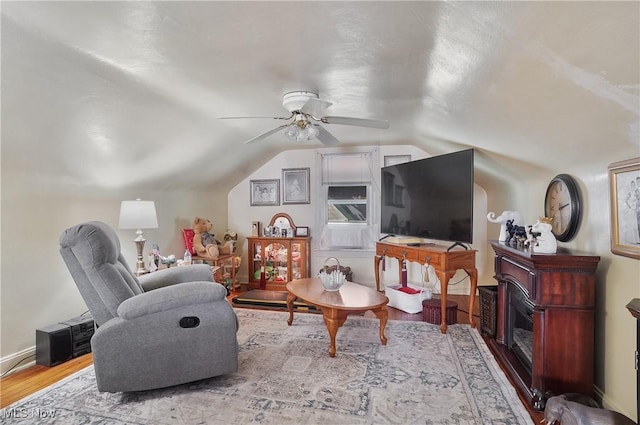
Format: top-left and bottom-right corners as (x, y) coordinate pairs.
(532, 217), (557, 254)
(152, 244), (160, 269)
(505, 219), (527, 246)
(160, 254), (176, 268)
(487, 210), (524, 242)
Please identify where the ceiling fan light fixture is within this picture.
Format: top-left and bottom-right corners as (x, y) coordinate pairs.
(285, 118), (318, 142)
(230, 90), (387, 146)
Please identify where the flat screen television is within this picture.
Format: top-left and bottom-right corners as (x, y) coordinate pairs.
(380, 149), (474, 244)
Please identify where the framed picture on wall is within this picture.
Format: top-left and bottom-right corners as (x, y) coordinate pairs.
(250, 179), (280, 206)
(384, 155), (411, 167)
(282, 168), (310, 205)
(608, 157), (640, 259)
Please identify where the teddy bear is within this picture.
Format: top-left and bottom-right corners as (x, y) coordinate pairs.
(192, 217), (235, 259)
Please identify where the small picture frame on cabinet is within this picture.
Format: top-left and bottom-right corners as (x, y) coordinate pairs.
(295, 226), (309, 237)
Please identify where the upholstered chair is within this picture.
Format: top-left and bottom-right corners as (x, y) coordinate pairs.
(59, 221), (238, 392)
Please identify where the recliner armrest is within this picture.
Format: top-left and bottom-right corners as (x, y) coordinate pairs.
(138, 264), (213, 291)
(117, 281), (226, 320)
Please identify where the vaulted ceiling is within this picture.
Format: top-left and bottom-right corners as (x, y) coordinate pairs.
(2, 1), (638, 193)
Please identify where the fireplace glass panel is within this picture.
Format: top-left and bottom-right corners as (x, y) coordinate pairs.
(507, 283), (535, 373)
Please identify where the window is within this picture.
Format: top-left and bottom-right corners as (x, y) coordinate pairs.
(316, 149), (379, 250)
(327, 186), (367, 223)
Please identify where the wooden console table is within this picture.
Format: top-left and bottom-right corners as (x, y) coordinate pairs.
(374, 241), (478, 333)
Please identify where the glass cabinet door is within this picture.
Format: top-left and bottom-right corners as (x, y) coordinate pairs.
(265, 242), (288, 282)
(291, 241), (303, 279)
(251, 241), (262, 281)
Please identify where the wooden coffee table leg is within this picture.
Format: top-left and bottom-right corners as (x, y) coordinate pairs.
(286, 292), (296, 326)
(372, 307), (388, 345)
(324, 316), (339, 357)
(321, 308), (348, 357)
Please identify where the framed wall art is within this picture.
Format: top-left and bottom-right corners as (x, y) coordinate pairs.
(282, 168), (310, 205)
(250, 179), (280, 206)
(384, 155), (411, 167)
(608, 157), (640, 259)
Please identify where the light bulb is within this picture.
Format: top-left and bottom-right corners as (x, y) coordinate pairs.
(307, 125), (319, 140)
(296, 129), (307, 142)
(285, 124), (299, 140)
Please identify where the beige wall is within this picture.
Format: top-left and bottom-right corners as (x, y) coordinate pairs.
(0, 184), (228, 372)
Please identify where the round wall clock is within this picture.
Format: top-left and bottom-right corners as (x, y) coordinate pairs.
(544, 174), (582, 242)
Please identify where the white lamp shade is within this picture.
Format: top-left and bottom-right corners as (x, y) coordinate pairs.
(118, 200), (158, 230)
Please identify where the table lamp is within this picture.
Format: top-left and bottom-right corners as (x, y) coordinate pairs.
(118, 199), (158, 276)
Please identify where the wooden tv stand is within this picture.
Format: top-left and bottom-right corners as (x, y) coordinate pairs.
(374, 241), (478, 333)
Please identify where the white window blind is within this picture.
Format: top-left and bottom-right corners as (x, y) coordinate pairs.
(316, 149), (379, 250)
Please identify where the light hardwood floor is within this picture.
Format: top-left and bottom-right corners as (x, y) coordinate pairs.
(1, 353), (93, 408)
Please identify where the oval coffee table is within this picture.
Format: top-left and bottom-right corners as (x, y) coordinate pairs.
(286, 278), (389, 357)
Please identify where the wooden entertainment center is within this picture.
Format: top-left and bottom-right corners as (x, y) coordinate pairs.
(488, 241), (600, 408)
(374, 241), (478, 333)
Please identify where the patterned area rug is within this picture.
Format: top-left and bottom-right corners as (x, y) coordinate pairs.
(2, 309), (533, 424)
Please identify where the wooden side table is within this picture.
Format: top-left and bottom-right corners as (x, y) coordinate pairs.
(193, 254), (241, 289)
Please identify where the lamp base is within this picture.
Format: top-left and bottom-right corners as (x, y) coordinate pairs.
(133, 237), (149, 276)
(134, 266), (149, 277)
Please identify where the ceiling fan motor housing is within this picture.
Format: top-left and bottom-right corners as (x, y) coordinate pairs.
(282, 91), (318, 112)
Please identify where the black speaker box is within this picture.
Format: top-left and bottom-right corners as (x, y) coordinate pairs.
(60, 315), (95, 357)
(36, 323), (72, 367)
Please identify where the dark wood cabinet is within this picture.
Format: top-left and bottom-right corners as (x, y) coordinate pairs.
(626, 298), (640, 419)
(488, 241), (600, 408)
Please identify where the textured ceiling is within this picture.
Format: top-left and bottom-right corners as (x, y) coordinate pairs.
(2, 1), (639, 192)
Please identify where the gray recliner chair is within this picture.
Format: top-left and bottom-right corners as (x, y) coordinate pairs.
(59, 221), (239, 393)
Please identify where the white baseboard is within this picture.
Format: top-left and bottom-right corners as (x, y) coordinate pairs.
(1, 346), (36, 376)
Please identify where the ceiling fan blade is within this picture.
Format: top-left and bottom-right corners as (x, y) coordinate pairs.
(219, 115), (292, 120)
(244, 124), (288, 144)
(322, 116), (390, 129)
(301, 98), (333, 117)
(315, 125), (341, 146)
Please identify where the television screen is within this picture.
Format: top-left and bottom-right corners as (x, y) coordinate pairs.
(380, 149), (474, 244)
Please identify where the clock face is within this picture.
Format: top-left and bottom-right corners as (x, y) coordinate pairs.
(544, 174), (582, 242)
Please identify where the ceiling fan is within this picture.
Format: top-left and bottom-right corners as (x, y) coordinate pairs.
(220, 91), (389, 146)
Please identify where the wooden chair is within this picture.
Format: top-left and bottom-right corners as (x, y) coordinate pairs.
(182, 229), (241, 289)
